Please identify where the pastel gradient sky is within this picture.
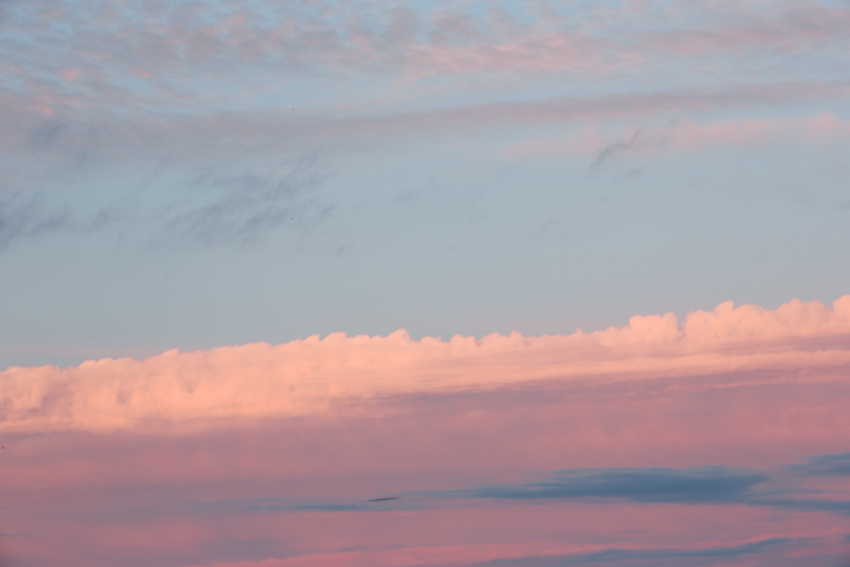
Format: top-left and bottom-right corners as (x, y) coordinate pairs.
(2, 1), (850, 566)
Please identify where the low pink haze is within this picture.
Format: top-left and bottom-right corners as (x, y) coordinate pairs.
(2, 295), (850, 566)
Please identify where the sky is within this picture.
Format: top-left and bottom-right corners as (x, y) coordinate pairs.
(1, 0), (850, 565)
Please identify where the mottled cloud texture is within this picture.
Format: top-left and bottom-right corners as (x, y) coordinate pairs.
(3, 296), (850, 566)
(2, 0), (849, 252)
(4, 0), (850, 163)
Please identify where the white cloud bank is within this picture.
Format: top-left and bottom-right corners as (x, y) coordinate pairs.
(2, 296), (849, 433)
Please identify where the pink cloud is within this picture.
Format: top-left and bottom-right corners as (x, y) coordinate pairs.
(3, 295), (849, 434)
(502, 113), (850, 161)
(5, 0), (850, 132)
(670, 113), (850, 150)
(12, 0), (850, 90)
(5, 74), (849, 163)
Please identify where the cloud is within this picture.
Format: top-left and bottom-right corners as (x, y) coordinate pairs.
(3, 0), (848, 221)
(27, 119), (66, 149)
(151, 156), (333, 248)
(0, 190), (72, 250)
(5, 81), (850, 164)
(2, 294), (850, 433)
(557, 537), (794, 565)
(748, 497), (850, 516)
(0, 154), (332, 251)
(193, 455), (850, 522)
(796, 453), (850, 477)
(502, 113), (850, 163)
(587, 126), (671, 174)
(4, 0), (850, 116)
(466, 467), (767, 504)
(5, 394), (850, 566)
(450, 460), (850, 519)
(668, 112), (850, 150)
(591, 127), (649, 168)
(3, 102), (847, 254)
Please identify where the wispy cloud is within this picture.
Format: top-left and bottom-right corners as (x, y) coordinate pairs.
(151, 156), (333, 249)
(0, 190), (71, 249)
(0, 154), (333, 251)
(587, 126), (671, 175)
(4, 0), (849, 115)
(5, 81), (849, 164)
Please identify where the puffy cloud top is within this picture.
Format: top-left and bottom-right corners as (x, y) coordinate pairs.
(3, 295), (849, 433)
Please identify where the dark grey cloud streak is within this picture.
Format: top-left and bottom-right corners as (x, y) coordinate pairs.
(793, 452), (850, 477)
(179, 467), (772, 517)
(0, 191), (71, 250)
(153, 155), (333, 249)
(190, 456), (850, 518)
(455, 458), (850, 521)
(0, 155), (334, 252)
(464, 466), (768, 504)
